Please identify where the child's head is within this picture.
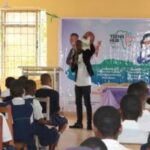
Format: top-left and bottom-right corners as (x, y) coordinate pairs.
(93, 106), (121, 139)
(24, 80), (36, 96)
(18, 75), (28, 88)
(127, 82), (148, 108)
(10, 80), (24, 97)
(120, 94), (142, 121)
(80, 137), (107, 150)
(18, 75), (28, 82)
(5, 77), (15, 89)
(40, 73), (51, 86)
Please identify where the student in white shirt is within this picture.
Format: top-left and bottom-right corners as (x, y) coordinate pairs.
(118, 94), (149, 144)
(0, 113), (12, 143)
(24, 79), (61, 150)
(35, 74), (68, 133)
(127, 81), (150, 132)
(24, 79), (46, 123)
(93, 106), (131, 150)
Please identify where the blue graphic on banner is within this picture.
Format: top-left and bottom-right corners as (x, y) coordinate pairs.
(66, 59), (150, 84)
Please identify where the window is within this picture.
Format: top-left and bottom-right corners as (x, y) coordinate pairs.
(0, 9), (47, 79)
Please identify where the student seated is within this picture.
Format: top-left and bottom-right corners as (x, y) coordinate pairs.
(118, 94), (149, 144)
(1, 77), (15, 98)
(3, 79), (16, 104)
(80, 137), (107, 150)
(93, 106), (131, 150)
(24, 79), (60, 149)
(9, 80), (36, 150)
(127, 82), (150, 131)
(35, 73), (68, 132)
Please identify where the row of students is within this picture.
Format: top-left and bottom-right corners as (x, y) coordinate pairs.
(7, 79), (59, 149)
(1, 75), (150, 150)
(2, 74), (68, 132)
(0, 74), (68, 150)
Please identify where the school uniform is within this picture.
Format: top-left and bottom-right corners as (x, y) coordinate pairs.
(102, 139), (131, 150)
(24, 95), (44, 120)
(24, 95), (60, 146)
(1, 88), (10, 98)
(10, 97), (36, 150)
(3, 96), (13, 103)
(118, 120), (149, 144)
(138, 109), (150, 131)
(35, 85), (68, 127)
(0, 113), (12, 142)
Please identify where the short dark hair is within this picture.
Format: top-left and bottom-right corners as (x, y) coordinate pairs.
(127, 82), (148, 103)
(5, 77), (15, 88)
(93, 106), (121, 138)
(18, 75), (28, 87)
(70, 33), (79, 38)
(120, 94), (142, 120)
(80, 137), (107, 150)
(24, 80), (36, 94)
(10, 80), (24, 97)
(40, 73), (51, 85)
(18, 75), (28, 81)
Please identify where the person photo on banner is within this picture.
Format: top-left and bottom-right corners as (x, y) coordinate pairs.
(66, 33), (79, 65)
(137, 33), (150, 64)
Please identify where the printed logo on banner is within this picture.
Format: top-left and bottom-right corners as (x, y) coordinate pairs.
(110, 30), (135, 50)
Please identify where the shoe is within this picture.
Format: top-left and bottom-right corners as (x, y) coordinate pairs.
(69, 123), (83, 129)
(87, 125), (92, 130)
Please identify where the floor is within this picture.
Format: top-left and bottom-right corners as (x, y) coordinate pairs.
(56, 112), (141, 150)
(56, 112), (93, 150)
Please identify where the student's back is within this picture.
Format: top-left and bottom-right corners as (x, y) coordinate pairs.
(9, 80), (36, 150)
(127, 82), (150, 132)
(10, 99), (33, 143)
(35, 88), (60, 115)
(93, 106), (131, 150)
(118, 94), (149, 144)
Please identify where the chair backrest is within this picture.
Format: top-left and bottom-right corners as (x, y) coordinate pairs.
(0, 105), (14, 145)
(36, 97), (50, 120)
(0, 116), (2, 150)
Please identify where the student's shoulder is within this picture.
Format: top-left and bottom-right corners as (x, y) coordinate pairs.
(36, 88), (58, 95)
